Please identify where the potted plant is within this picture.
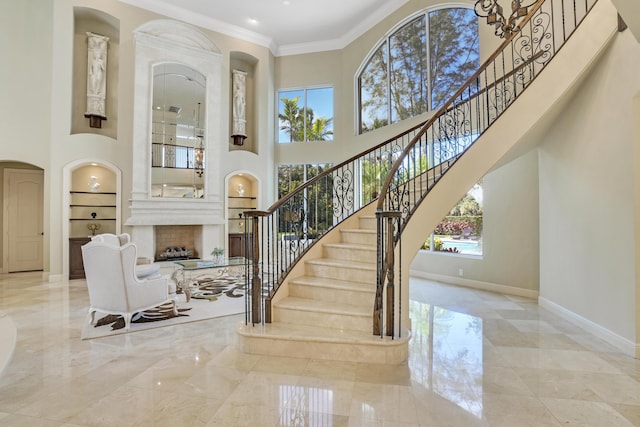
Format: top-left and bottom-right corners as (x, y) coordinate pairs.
(211, 247), (225, 264)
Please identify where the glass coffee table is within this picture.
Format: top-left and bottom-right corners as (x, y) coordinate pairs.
(173, 257), (248, 302)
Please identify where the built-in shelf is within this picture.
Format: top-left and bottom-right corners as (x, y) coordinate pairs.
(69, 190), (116, 237)
(70, 191), (116, 195)
(70, 218), (117, 221)
(228, 196), (256, 199)
(70, 204), (116, 207)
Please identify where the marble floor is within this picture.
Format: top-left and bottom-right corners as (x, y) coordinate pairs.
(0, 272), (639, 426)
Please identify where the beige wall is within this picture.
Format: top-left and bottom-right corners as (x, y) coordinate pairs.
(1, 0), (277, 277)
(274, 0), (499, 185)
(411, 149), (540, 292)
(539, 29), (640, 346)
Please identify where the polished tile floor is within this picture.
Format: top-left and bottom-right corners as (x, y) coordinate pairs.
(0, 272), (639, 426)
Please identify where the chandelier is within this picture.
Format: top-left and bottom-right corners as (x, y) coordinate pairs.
(194, 102), (204, 178)
(474, 0), (539, 38)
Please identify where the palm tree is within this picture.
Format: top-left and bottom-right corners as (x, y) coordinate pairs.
(278, 97), (304, 142)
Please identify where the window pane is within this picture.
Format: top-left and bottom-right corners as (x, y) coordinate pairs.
(429, 8), (479, 110)
(359, 43), (388, 134)
(306, 88), (334, 141)
(278, 90), (304, 143)
(427, 182), (483, 256)
(277, 164), (305, 197)
(389, 15), (427, 123)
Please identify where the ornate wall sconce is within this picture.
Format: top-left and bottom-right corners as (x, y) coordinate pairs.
(474, 0), (539, 38)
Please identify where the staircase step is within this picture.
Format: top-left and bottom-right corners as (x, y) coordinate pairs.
(237, 322), (409, 364)
(323, 242), (376, 263)
(305, 258), (376, 284)
(274, 296), (371, 332)
(339, 228), (377, 245)
(289, 275), (375, 306)
(358, 215), (377, 230)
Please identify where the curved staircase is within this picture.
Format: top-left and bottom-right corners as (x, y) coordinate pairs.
(237, 0), (619, 364)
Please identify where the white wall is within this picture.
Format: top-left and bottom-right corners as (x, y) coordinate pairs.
(539, 29), (640, 349)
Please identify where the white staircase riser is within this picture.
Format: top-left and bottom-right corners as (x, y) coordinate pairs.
(339, 230), (377, 245)
(323, 245), (376, 263)
(358, 216), (377, 230)
(288, 282), (375, 306)
(305, 263), (376, 283)
(273, 307), (371, 332)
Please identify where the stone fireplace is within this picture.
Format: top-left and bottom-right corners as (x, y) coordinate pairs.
(124, 20), (225, 263)
(154, 225), (200, 261)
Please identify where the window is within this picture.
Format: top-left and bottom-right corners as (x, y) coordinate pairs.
(278, 87), (334, 143)
(422, 182), (483, 256)
(277, 163), (333, 237)
(358, 7), (479, 134)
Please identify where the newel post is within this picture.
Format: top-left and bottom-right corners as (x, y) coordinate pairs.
(375, 210), (401, 337)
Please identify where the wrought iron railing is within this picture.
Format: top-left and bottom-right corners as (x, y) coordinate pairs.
(243, 0), (599, 328)
(243, 122), (431, 323)
(374, 0), (599, 337)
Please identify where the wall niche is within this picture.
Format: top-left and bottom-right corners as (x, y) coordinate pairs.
(71, 7), (119, 138)
(230, 52), (258, 154)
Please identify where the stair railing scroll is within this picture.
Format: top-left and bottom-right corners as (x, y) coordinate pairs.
(243, 121), (432, 325)
(374, 0), (598, 337)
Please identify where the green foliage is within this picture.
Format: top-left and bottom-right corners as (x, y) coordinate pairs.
(359, 7), (479, 133)
(278, 96), (333, 142)
(449, 194), (482, 216)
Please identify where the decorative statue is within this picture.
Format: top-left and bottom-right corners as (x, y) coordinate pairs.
(237, 183), (245, 197)
(85, 32), (109, 128)
(231, 69), (247, 145)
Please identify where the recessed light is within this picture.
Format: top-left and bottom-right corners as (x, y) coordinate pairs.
(282, 0), (291, 5)
(248, 17), (258, 24)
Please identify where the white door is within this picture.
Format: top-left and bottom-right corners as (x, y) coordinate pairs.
(5, 169), (44, 272)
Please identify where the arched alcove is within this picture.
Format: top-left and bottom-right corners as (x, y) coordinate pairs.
(63, 159), (122, 280)
(226, 171), (260, 257)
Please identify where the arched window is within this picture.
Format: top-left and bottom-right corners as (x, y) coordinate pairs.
(358, 7), (479, 134)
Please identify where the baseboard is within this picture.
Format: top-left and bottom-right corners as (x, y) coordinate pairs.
(47, 273), (62, 283)
(539, 296), (638, 358)
(410, 270), (539, 299)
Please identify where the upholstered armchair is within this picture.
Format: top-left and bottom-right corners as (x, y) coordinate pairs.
(81, 237), (177, 330)
(91, 233), (160, 279)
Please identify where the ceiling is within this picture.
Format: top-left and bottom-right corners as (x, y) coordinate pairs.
(120, 0), (409, 56)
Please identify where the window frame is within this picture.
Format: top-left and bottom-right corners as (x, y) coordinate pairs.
(276, 86), (334, 143)
(355, 4), (479, 135)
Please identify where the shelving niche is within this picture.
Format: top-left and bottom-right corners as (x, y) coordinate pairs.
(227, 174), (257, 257)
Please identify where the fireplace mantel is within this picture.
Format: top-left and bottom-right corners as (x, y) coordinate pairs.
(125, 198), (224, 226)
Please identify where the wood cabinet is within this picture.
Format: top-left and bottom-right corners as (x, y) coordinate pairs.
(228, 232), (254, 258)
(69, 237), (91, 279)
(228, 233), (245, 257)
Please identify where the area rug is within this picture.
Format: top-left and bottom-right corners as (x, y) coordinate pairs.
(80, 274), (246, 340)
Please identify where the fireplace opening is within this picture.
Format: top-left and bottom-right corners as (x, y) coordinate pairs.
(154, 225), (201, 261)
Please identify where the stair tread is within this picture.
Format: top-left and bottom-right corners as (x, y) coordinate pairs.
(289, 275), (375, 293)
(275, 296), (370, 316)
(340, 228), (375, 234)
(237, 322), (407, 345)
(323, 242), (376, 251)
(306, 257), (376, 269)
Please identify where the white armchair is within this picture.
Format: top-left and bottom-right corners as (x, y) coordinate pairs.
(81, 237), (177, 330)
(91, 233), (160, 279)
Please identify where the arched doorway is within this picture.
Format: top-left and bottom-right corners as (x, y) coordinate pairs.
(1, 162), (44, 273)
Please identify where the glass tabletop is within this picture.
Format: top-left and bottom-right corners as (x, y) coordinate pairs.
(174, 257), (248, 270)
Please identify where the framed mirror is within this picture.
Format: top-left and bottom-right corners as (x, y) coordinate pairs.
(151, 63), (206, 198)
